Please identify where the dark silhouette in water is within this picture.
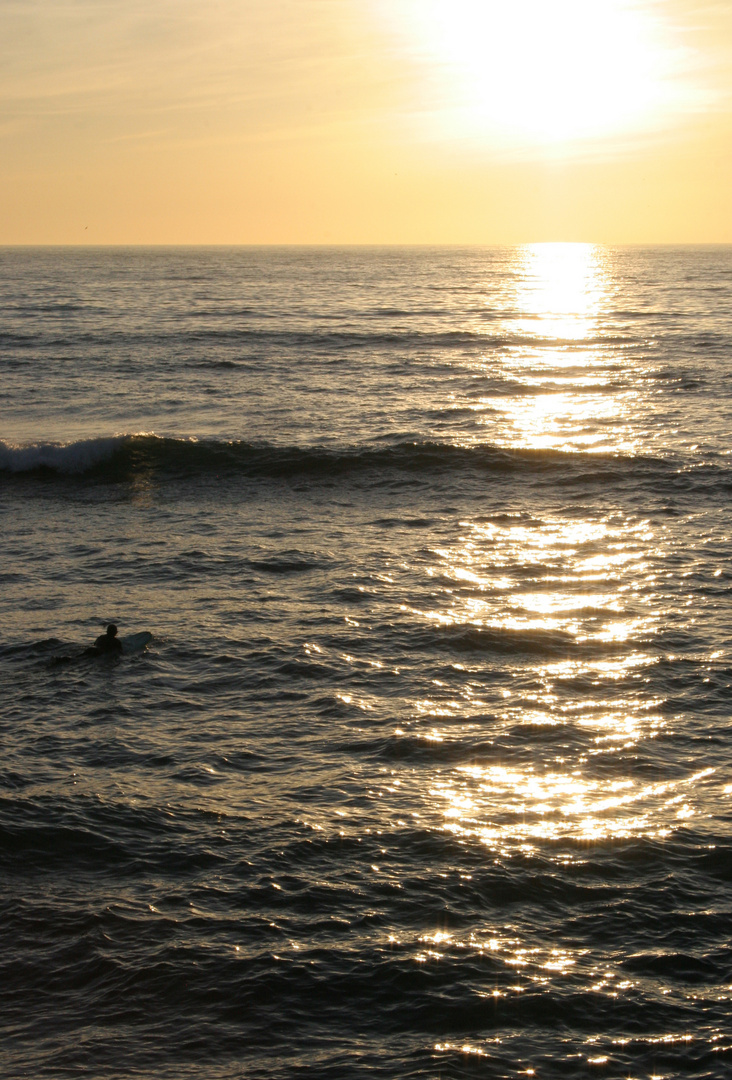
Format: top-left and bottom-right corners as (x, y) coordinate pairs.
(49, 624), (125, 665)
(90, 624), (122, 655)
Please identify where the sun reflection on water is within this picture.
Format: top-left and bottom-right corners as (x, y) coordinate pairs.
(469, 242), (646, 454)
(431, 765), (716, 847)
(405, 244), (702, 855)
(417, 514), (658, 644)
(513, 243), (608, 342)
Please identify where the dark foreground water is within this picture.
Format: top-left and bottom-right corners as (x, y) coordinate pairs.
(1, 246), (732, 1078)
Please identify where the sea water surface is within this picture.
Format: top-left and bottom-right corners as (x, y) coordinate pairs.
(1, 245), (731, 1078)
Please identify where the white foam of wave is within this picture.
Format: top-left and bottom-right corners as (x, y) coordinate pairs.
(0, 436), (127, 474)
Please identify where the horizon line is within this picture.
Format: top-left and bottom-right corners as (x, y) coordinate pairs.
(2, 241), (731, 250)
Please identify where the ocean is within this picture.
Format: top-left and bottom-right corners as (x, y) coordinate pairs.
(1, 244), (731, 1079)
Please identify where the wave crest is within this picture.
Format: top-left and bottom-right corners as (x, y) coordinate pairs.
(0, 436), (128, 475)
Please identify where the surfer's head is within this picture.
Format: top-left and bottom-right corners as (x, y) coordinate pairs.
(106, 624), (118, 637)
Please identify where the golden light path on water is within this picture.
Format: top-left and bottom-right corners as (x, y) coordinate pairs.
(406, 245), (709, 866)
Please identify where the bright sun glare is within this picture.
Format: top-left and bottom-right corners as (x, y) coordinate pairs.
(385, 0), (695, 148)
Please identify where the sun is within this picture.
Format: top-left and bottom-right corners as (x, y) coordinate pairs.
(380, 0), (697, 150)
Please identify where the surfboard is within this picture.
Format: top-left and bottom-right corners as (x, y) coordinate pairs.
(119, 631), (153, 653)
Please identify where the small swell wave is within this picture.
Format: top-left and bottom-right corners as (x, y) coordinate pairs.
(0, 432), (719, 491)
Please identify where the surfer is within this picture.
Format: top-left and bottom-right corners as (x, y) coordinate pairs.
(90, 624), (122, 655)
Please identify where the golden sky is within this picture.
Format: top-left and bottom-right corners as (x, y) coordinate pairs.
(2, 0), (731, 244)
